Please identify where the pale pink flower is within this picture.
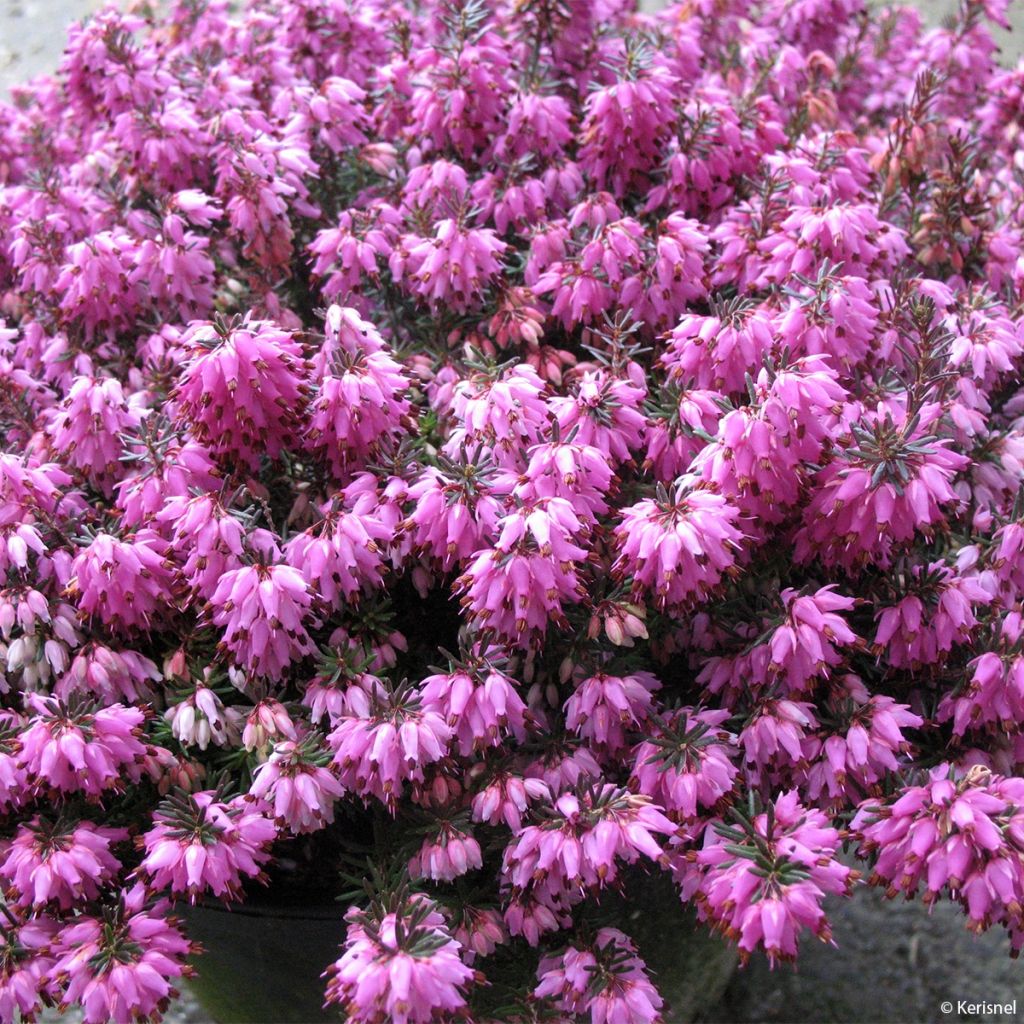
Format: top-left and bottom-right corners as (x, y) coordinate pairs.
(324, 899), (476, 1023)
(138, 791), (276, 902)
(249, 736), (344, 834)
(1, 817), (126, 910)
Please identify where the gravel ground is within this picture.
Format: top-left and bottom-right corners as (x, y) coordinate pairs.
(8, 1), (1024, 1022)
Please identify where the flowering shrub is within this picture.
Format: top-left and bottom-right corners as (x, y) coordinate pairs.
(0, 0), (1023, 1020)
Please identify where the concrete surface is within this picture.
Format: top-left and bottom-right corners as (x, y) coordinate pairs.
(0, 0), (102, 97)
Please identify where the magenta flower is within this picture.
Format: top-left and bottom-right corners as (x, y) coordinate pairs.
(550, 371), (646, 467)
(396, 220), (507, 314)
(59, 644), (161, 705)
(767, 586), (859, 694)
(796, 410), (969, 569)
(663, 303), (776, 395)
(503, 786), (676, 937)
(172, 317), (308, 469)
(1, 817), (127, 910)
(579, 63), (679, 195)
(0, 912), (56, 1023)
(324, 898), (476, 1023)
(613, 487), (744, 610)
(138, 790), (276, 902)
(249, 736), (344, 834)
(69, 531), (175, 634)
(46, 376), (143, 493)
(405, 463), (503, 572)
(17, 696), (149, 798)
(159, 493), (246, 604)
(873, 562), (990, 669)
(631, 707), (739, 821)
(535, 927), (664, 1024)
(682, 791), (855, 965)
(283, 507), (389, 609)
(446, 363), (549, 461)
(805, 688), (922, 804)
(0, 0), (1023, 1002)
(853, 765), (1024, 945)
(739, 698), (818, 778)
(939, 638), (1024, 737)
(208, 562), (316, 679)
(52, 884), (193, 1024)
(455, 498), (589, 642)
(308, 324), (413, 478)
(564, 670), (661, 756)
(420, 657), (528, 756)
(327, 682), (451, 810)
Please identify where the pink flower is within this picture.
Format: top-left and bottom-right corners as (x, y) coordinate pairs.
(853, 765), (1024, 942)
(241, 698), (297, 752)
(739, 698), (818, 779)
(564, 670), (661, 756)
(471, 771), (550, 832)
(513, 438), (615, 522)
(328, 683), (451, 810)
(208, 562), (316, 679)
(446, 363), (549, 463)
(503, 786), (676, 936)
(283, 508), (390, 609)
(249, 736), (344, 834)
(550, 371), (646, 466)
(579, 64), (679, 195)
(873, 562), (990, 669)
(420, 657), (528, 756)
(939, 638), (1024, 737)
(613, 488), (744, 610)
(52, 884), (193, 1024)
(796, 410), (968, 569)
(308, 333), (413, 479)
(455, 499), (589, 642)
(395, 220), (507, 314)
(58, 644), (161, 704)
(1, 817), (126, 910)
(663, 303), (776, 395)
(172, 317), (308, 469)
(0, 912), (56, 1023)
(158, 493), (246, 604)
(69, 531), (175, 634)
(138, 790), (276, 902)
(302, 646), (389, 727)
(805, 688), (922, 804)
(767, 586), (859, 694)
(535, 927), (663, 1024)
(115, 434), (221, 529)
(681, 791), (854, 965)
(410, 821), (483, 882)
(404, 463), (503, 571)
(18, 696), (149, 798)
(324, 898), (476, 1023)
(46, 376), (143, 493)
(631, 707), (739, 821)
(450, 905), (507, 960)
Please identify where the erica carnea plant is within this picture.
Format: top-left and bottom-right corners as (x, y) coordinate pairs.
(0, 0), (1023, 1020)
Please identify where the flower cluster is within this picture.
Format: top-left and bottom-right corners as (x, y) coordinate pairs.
(1, 0), (1024, 1019)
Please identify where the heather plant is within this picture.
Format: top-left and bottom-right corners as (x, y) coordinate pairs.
(0, 0), (1023, 1021)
